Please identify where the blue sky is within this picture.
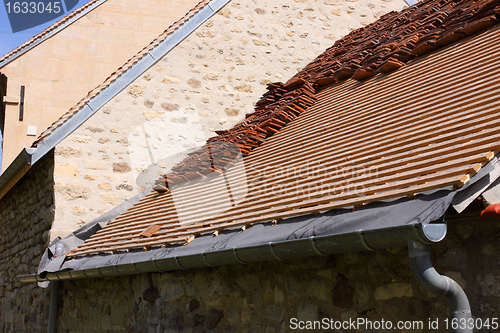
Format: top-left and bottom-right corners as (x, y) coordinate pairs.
(0, 0), (91, 58)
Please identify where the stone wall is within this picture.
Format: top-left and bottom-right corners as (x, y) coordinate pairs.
(55, 216), (500, 332)
(0, 151), (55, 332)
(52, 0), (408, 240)
(0, 0), (200, 170)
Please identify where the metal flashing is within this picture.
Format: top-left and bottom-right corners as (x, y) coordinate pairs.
(208, 0), (230, 12)
(452, 155), (500, 213)
(31, 0), (220, 156)
(0, 0), (107, 68)
(87, 54), (156, 111)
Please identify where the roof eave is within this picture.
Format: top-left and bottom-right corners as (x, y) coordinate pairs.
(18, 222), (446, 283)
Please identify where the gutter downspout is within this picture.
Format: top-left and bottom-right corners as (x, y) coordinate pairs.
(408, 241), (472, 333)
(47, 281), (59, 333)
(47, 243), (63, 333)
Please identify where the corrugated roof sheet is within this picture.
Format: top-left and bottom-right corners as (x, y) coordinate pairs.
(67, 19), (500, 257)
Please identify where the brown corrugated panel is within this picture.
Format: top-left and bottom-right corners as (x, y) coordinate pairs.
(68, 23), (500, 258)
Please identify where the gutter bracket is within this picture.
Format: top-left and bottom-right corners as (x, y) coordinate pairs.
(201, 252), (214, 267)
(152, 260), (163, 273)
(232, 248), (246, 264)
(309, 236), (326, 256)
(357, 229), (377, 251)
(268, 242), (281, 260)
(174, 257), (186, 270)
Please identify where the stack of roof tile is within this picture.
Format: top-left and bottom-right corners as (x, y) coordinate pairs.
(153, 79), (317, 190)
(154, 0), (500, 192)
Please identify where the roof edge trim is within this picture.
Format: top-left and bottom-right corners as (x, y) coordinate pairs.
(0, 0), (107, 68)
(18, 222), (446, 283)
(0, 148), (37, 200)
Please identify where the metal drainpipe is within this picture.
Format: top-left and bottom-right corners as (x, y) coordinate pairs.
(47, 280), (59, 333)
(408, 241), (472, 333)
(48, 242), (64, 333)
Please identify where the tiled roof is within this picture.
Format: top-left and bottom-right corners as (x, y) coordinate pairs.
(0, 0), (105, 66)
(153, 0), (500, 191)
(67, 0), (500, 258)
(31, 0), (213, 147)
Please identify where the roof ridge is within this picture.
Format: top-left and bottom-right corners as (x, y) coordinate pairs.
(0, 0), (104, 64)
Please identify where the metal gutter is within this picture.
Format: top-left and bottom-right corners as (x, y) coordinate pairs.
(408, 241), (472, 333)
(18, 221), (447, 283)
(0, 0), (107, 69)
(0, 0), (231, 195)
(0, 148), (36, 183)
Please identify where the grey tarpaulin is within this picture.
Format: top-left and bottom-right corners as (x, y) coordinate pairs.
(34, 154), (500, 283)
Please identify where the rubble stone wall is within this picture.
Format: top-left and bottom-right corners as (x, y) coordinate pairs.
(52, 0), (407, 240)
(56, 217), (500, 333)
(0, 151), (54, 332)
